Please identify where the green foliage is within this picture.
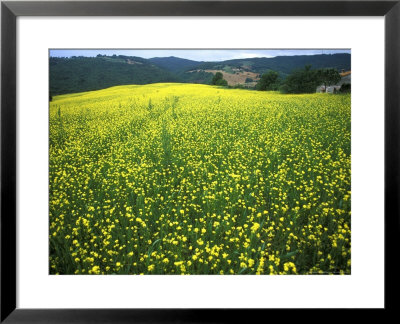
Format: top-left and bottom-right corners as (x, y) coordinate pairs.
(193, 54), (350, 76)
(211, 72), (223, 84)
(256, 71), (280, 91)
(49, 56), (179, 95)
(339, 83), (351, 93)
(228, 84), (246, 89)
(148, 56), (200, 73)
(215, 78), (228, 86)
(317, 68), (341, 90)
(50, 54), (350, 96)
(211, 72), (228, 86)
(222, 65), (234, 74)
(177, 70), (214, 84)
(280, 65), (321, 94)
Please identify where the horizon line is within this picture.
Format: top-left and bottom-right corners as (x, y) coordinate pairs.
(49, 52), (351, 62)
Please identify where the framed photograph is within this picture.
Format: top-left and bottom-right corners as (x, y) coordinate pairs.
(1, 0), (398, 321)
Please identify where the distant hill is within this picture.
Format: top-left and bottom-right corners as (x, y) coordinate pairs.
(192, 54), (351, 76)
(148, 56), (214, 84)
(49, 55), (178, 95)
(50, 53), (350, 95)
(148, 56), (201, 73)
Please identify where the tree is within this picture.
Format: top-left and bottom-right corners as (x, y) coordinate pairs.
(339, 83), (351, 93)
(317, 68), (341, 92)
(215, 78), (228, 86)
(256, 71), (279, 91)
(211, 72), (228, 86)
(280, 65), (320, 94)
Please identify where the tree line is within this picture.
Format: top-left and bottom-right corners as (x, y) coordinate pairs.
(256, 65), (348, 94)
(211, 65), (349, 94)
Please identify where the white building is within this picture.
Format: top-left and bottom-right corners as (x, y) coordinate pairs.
(317, 85), (342, 93)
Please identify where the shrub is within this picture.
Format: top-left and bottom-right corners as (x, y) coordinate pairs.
(256, 71), (280, 91)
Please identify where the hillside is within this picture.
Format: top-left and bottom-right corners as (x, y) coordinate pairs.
(192, 54), (351, 76)
(148, 56), (201, 73)
(50, 53), (350, 95)
(49, 55), (178, 95)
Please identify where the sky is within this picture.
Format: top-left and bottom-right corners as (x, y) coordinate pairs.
(49, 49), (350, 61)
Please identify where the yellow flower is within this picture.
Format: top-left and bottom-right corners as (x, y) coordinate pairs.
(283, 262), (297, 274)
(251, 222), (260, 233)
(91, 265), (100, 274)
(49, 83), (350, 276)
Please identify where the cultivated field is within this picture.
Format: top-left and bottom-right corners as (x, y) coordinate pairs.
(204, 69), (260, 86)
(49, 83), (351, 275)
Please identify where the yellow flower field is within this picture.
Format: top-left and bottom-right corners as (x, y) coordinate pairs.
(49, 83), (351, 275)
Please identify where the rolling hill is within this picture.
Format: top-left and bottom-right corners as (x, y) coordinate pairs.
(50, 53), (350, 95)
(190, 54), (351, 76)
(49, 55), (178, 95)
(148, 56), (201, 73)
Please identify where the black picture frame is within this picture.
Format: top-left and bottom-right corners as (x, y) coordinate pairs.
(1, 0), (399, 322)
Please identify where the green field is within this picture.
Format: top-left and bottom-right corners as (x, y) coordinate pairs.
(49, 83), (351, 275)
